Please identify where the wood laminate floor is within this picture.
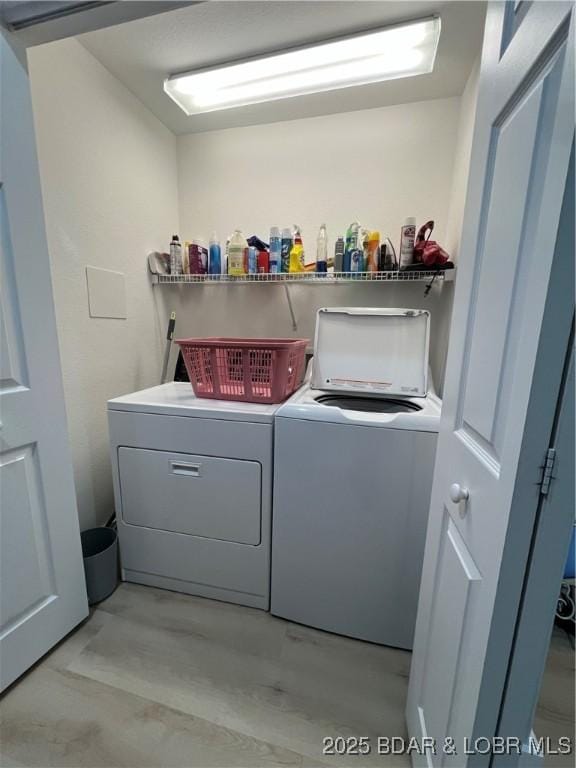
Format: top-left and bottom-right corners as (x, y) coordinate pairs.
(0, 583), (573, 767)
(534, 625), (575, 767)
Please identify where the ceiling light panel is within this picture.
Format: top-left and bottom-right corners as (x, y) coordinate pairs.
(164, 17), (441, 115)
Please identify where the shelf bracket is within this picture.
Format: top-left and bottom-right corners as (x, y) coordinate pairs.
(284, 284), (297, 331)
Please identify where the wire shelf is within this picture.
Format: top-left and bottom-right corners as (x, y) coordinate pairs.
(151, 270), (455, 285)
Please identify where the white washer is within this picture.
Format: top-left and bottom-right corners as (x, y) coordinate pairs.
(108, 382), (279, 609)
(271, 308), (441, 649)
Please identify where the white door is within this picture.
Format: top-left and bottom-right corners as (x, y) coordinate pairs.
(406, 2), (574, 763)
(0, 28), (87, 691)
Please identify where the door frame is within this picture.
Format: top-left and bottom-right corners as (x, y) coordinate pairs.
(4, 0), (575, 735)
(0, 1), (197, 47)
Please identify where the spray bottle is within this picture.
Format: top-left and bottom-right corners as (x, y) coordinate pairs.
(343, 221), (359, 273)
(289, 226), (305, 273)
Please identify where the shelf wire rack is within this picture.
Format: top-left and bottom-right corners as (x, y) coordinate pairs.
(151, 270), (455, 285)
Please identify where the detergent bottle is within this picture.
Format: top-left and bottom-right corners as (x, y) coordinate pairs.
(289, 226), (305, 273)
(365, 231), (380, 273)
(228, 230), (246, 276)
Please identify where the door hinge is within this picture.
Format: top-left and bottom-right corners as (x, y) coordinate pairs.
(538, 448), (556, 496)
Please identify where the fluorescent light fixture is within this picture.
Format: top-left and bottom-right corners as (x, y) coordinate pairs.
(164, 17), (441, 115)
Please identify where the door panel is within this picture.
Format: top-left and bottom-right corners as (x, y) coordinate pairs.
(419, 516), (481, 746)
(0, 198), (29, 392)
(0, 28), (87, 691)
(500, 0), (532, 57)
(407, 3), (574, 763)
(461, 75), (543, 452)
(459, 42), (567, 469)
(0, 446), (57, 629)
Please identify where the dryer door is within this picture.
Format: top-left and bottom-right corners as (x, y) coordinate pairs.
(118, 447), (261, 545)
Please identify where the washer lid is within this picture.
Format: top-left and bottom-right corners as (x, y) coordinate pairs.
(311, 307), (430, 397)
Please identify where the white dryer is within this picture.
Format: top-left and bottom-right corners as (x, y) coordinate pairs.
(271, 308), (441, 648)
(108, 382), (279, 609)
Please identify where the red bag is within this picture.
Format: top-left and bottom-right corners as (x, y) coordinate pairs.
(413, 220), (450, 266)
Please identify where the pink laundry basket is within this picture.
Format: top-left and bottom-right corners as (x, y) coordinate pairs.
(175, 337), (308, 404)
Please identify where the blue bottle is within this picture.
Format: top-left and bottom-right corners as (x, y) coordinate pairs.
(247, 245), (258, 274)
(342, 248), (352, 272)
(209, 233), (221, 277)
(269, 227), (281, 274)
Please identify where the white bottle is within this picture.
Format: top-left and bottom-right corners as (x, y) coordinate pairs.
(316, 224), (328, 274)
(399, 217), (416, 269)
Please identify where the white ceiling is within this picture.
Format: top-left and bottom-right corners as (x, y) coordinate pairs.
(78, 1), (486, 135)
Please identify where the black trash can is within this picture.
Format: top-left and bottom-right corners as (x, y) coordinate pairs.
(81, 527), (118, 605)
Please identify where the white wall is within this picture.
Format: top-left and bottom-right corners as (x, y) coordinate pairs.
(28, 38), (179, 530)
(430, 58), (481, 389)
(178, 98), (460, 253)
(445, 57), (481, 260)
(175, 98), (461, 391)
(28, 41), (480, 530)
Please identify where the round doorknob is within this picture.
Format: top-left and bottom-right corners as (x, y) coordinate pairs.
(450, 483), (469, 504)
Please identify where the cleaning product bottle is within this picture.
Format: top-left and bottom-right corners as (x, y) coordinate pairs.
(223, 237), (229, 275)
(365, 231), (380, 273)
(182, 241), (190, 274)
(228, 230), (246, 276)
(343, 221), (359, 273)
(334, 236), (345, 272)
(316, 224), (328, 275)
(380, 237), (397, 270)
(350, 247), (363, 275)
(209, 233), (221, 276)
(350, 228), (367, 275)
(399, 217), (416, 269)
(269, 227), (281, 274)
(280, 227), (292, 273)
(257, 250), (269, 273)
(289, 227), (305, 273)
(170, 235), (182, 275)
